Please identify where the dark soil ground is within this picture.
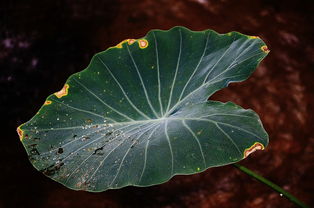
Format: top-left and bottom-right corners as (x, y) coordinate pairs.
(1, 0), (313, 207)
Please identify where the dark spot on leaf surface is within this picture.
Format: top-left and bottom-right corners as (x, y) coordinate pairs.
(169, 108), (179, 116)
(93, 146), (104, 155)
(57, 148), (63, 154)
(28, 143), (37, 148)
(41, 162), (64, 176)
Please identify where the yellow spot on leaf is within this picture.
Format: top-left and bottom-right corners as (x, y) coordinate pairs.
(44, 100), (52, 105)
(197, 130), (203, 135)
(248, 36), (259, 39)
(243, 142), (264, 158)
(261, 45), (270, 53)
(138, 39), (148, 49)
(227, 32), (232, 36)
(114, 39), (127, 48)
(87, 147), (94, 152)
(54, 84), (69, 98)
(110, 39), (136, 49)
(128, 39), (136, 45)
(85, 119), (92, 123)
(115, 43), (123, 48)
(197, 167), (201, 171)
(17, 126), (24, 141)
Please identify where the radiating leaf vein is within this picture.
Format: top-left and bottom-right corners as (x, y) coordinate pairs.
(182, 120), (206, 168)
(165, 120), (174, 175)
(87, 122), (156, 184)
(202, 37), (235, 84)
(178, 31), (210, 102)
(215, 123), (242, 156)
(187, 118), (263, 141)
(109, 123), (159, 187)
(165, 28), (182, 114)
(126, 45), (159, 118)
(96, 55), (151, 120)
(73, 78), (134, 121)
(152, 32), (164, 116)
(139, 124), (160, 183)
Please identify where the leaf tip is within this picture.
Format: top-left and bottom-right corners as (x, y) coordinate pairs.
(243, 142), (265, 158)
(54, 84), (69, 98)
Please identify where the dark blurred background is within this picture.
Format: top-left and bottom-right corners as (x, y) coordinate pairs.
(1, 0), (313, 207)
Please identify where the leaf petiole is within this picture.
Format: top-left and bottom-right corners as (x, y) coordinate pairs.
(233, 163), (309, 208)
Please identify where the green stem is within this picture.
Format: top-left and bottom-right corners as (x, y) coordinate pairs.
(233, 163), (309, 208)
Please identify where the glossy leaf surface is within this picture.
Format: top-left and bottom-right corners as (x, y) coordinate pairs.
(18, 26), (269, 192)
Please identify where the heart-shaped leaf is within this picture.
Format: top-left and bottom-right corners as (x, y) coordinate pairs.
(18, 26), (269, 192)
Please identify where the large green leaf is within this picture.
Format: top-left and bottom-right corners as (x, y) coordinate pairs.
(18, 26), (269, 192)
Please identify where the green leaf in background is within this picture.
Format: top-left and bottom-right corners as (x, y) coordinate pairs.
(17, 26), (269, 192)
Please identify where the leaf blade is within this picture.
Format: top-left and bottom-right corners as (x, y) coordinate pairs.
(19, 26), (269, 192)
